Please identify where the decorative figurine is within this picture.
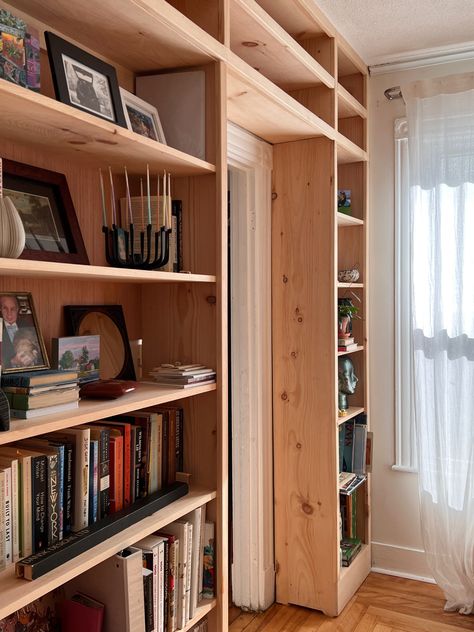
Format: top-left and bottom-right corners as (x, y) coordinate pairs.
(338, 356), (358, 413)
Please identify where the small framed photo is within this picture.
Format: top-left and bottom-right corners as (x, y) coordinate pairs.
(0, 292), (49, 373)
(45, 31), (126, 127)
(120, 88), (166, 144)
(51, 335), (100, 384)
(338, 189), (352, 215)
(3, 159), (89, 264)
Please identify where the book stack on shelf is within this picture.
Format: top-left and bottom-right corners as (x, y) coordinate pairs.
(1, 370), (80, 419)
(338, 337), (358, 353)
(0, 405), (187, 579)
(149, 365), (216, 389)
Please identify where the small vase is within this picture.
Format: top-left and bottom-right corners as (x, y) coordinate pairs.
(0, 196), (26, 258)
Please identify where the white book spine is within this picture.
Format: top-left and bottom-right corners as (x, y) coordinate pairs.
(177, 528), (187, 630)
(157, 540), (165, 632)
(0, 471), (5, 570)
(3, 467), (12, 566)
(198, 507), (206, 603)
(10, 460), (19, 562)
(151, 546), (158, 632)
(185, 523), (193, 622)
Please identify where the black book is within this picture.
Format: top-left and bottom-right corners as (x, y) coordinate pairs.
(143, 567), (154, 632)
(32, 454), (48, 553)
(63, 443), (73, 536)
(176, 407), (183, 472)
(16, 482), (188, 580)
(161, 411), (169, 488)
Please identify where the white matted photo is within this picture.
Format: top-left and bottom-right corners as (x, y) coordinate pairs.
(62, 54), (114, 121)
(120, 88), (166, 143)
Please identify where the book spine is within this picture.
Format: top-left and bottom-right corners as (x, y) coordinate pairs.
(3, 467), (12, 566)
(121, 426), (131, 508)
(10, 461), (19, 562)
(177, 529), (187, 629)
(137, 419), (150, 498)
(134, 425), (144, 501)
(168, 412), (176, 486)
(110, 436), (124, 513)
(63, 444), (73, 536)
(167, 537), (177, 632)
(55, 446), (65, 541)
(163, 539), (169, 632)
(73, 431), (89, 532)
(21, 456), (33, 558)
(185, 523), (193, 622)
(158, 540), (165, 632)
(89, 440), (98, 524)
(176, 409), (183, 473)
(162, 413), (169, 488)
(142, 550), (157, 632)
(144, 569), (155, 632)
(0, 472), (5, 571)
(98, 429), (110, 519)
(149, 417), (159, 495)
(156, 415), (163, 492)
(15, 483), (188, 580)
(32, 455), (48, 553)
(47, 453), (59, 546)
(202, 522), (215, 599)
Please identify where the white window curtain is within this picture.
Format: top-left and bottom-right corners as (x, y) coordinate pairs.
(403, 74), (474, 615)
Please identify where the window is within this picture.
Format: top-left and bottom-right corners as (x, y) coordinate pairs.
(394, 118), (417, 472)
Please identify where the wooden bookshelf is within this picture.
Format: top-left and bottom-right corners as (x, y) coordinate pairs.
(183, 599), (217, 632)
(338, 406), (366, 426)
(337, 345), (364, 357)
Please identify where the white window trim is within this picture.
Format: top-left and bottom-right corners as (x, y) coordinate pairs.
(393, 118), (418, 473)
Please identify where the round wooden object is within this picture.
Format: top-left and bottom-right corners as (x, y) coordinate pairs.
(78, 311), (125, 379)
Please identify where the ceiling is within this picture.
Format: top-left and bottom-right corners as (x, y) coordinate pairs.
(315, 0), (474, 66)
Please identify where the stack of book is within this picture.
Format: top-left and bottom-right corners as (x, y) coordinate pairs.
(338, 337), (359, 353)
(1, 369), (80, 419)
(340, 537), (362, 567)
(149, 365), (216, 389)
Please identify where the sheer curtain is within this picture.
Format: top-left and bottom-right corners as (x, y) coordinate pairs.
(403, 74), (474, 614)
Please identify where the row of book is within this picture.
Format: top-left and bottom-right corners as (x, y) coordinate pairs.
(0, 405), (184, 568)
(2, 369), (81, 419)
(149, 365), (216, 389)
(58, 508), (214, 632)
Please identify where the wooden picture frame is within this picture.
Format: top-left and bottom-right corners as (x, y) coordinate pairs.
(0, 292), (49, 373)
(2, 159), (89, 264)
(120, 88), (166, 144)
(64, 305), (136, 381)
(45, 31), (126, 128)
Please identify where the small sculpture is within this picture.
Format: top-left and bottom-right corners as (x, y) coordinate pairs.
(338, 356), (358, 413)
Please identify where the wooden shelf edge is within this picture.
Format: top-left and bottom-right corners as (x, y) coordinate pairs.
(231, 0), (335, 91)
(337, 345), (364, 356)
(0, 487), (217, 620)
(337, 282), (364, 288)
(0, 80), (216, 176)
(2, 383), (217, 446)
(338, 406), (365, 426)
(336, 133), (368, 165)
(337, 83), (367, 120)
(183, 598), (217, 632)
(337, 212), (364, 227)
(0, 258), (216, 284)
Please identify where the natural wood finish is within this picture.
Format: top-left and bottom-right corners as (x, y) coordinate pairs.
(0, 383), (217, 447)
(273, 137), (339, 615)
(339, 544), (371, 606)
(0, 81), (215, 176)
(0, 488), (216, 621)
(230, 0), (334, 90)
(339, 227), (365, 283)
(338, 406), (365, 426)
(167, 0), (224, 42)
(338, 212), (364, 227)
(183, 599), (217, 631)
(339, 73), (367, 108)
(298, 35), (335, 77)
(338, 345), (364, 356)
(338, 282), (364, 288)
(338, 162), (366, 221)
(288, 85), (335, 127)
(230, 573), (471, 631)
(338, 83), (368, 119)
(339, 116), (367, 152)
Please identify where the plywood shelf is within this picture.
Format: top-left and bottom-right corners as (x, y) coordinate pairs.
(337, 345), (364, 356)
(338, 83), (367, 119)
(338, 282), (364, 288)
(0, 258), (216, 284)
(0, 487), (217, 620)
(338, 406), (365, 426)
(0, 80), (216, 176)
(336, 133), (368, 164)
(230, 0), (334, 91)
(337, 212), (364, 227)
(1, 382), (217, 446)
(338, 543), (371, 601)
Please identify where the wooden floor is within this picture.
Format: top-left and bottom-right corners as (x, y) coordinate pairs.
(229, 573), (474, 631)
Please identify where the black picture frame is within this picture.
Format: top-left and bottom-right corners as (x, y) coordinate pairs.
(3, 159), (89, 264)
(45, 31), (126, 128)
(64, 305), (136, 381)
(0, 292), (50, 373)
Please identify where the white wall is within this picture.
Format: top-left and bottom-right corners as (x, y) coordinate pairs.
(369, 57), (473, 580)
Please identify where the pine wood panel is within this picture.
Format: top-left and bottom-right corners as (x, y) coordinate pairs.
(338, 73), (367, 108)
(229, 0), (334, 90)
(288, 85), (335, 127)
(167, 0), (224, 41)
(272, 137), (339, 615)
(230, 574), (472, 631)
(338, 84), (368, 119)
(339, 116), (367, 152)
(0, 487), (216, 620)
(338, 163), (366, 222)
(298, 35), (335, 77)
(338, 226), (365, 281)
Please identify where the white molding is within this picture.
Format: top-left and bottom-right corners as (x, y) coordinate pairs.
(228, 122), (274, 612)
(371, 541), (433, 582)
(371, 567), (436, 584)
(369, 41), (474, 75)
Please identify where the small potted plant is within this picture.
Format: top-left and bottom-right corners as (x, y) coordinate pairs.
(338, 300), (359, 338)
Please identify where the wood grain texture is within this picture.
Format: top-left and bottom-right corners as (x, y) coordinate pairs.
(272, 137), (340, 615)
(230, 573), (473, 631)
(288, 85), (335, 127)
(339, 116), (367, 152)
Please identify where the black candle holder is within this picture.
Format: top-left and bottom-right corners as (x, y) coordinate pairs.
(102, 224), (171, 270)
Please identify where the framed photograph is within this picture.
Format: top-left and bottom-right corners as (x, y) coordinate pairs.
(0, 292), (49, 373)
(45, 31), (126, 127)
(337, 189), (352, 215)
(2, 159), (89, 264)
(51, 335), (100, 384)
(120, 88), (166, 143)
(64, 305), (136, 381)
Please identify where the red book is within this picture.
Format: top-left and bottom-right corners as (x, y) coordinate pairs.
(96, 421), (131, 507)
(61, 593), (104, 632)
(110, 434), (124, 513)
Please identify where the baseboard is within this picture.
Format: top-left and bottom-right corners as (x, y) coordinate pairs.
(371, 541), (434, 583)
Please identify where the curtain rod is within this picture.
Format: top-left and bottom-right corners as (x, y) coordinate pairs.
(384, 86), (403, 100)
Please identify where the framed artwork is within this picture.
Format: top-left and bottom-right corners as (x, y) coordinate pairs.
(64, 305), (136, 380)
(120, 88), (166, 143)
(45, 31), (126, 127)
(0, 292), (49, 373)
(2, 159), (89, 264)
(51, 335), (100, 384)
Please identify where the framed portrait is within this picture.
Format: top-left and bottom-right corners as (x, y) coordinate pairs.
(120, 88), (166, 144)
(64, 305), (136, 381)
(0, 292), (49, 373)
(2, 159), (89, 264)
(45, 31), (126, 127)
